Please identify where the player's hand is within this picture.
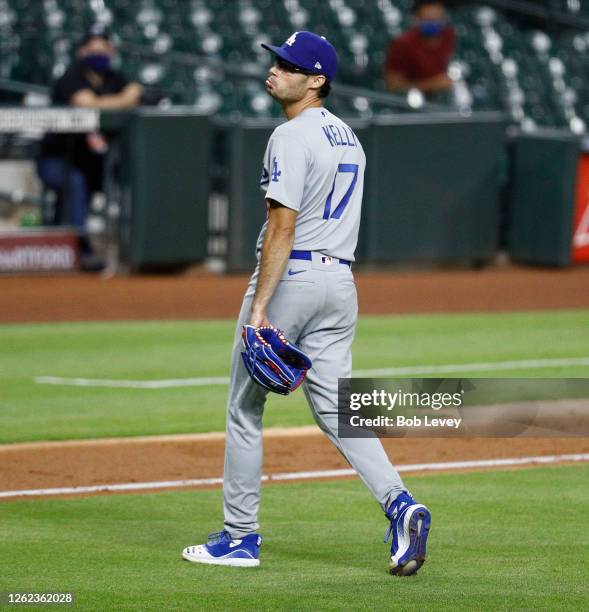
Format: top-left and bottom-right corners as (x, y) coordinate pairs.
(249, 307), (271, 328)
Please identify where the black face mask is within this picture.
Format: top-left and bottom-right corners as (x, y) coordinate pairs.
(82, 54), (111, 72)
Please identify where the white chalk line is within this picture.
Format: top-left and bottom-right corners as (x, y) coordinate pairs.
(1, 453), (588, 499)
(34, 375), (229, 389)
(33, 357), (589, 389)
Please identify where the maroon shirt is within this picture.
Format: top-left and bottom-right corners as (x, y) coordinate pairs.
(386, 26), (455, 81)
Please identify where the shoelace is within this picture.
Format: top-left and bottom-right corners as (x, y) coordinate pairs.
(384, 523), (394, 544)
(207, 530), (230, 543)
(384, 503), (402, 543)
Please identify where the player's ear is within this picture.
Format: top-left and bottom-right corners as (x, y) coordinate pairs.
(310, 74), (326, 92)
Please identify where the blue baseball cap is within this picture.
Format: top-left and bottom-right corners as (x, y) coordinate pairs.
(262, 31), (338, 82)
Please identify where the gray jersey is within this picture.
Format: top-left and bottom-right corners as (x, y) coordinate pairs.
(258, 107), (366, 262)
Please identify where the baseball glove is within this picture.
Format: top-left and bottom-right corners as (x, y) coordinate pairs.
(241, 325), (312, 395)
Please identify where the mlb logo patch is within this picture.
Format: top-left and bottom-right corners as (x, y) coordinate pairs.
(321, 256), (333, 265)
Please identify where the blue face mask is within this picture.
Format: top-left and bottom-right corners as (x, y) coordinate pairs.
(419, 21), (446, 37)
(82, 54), (111, 72)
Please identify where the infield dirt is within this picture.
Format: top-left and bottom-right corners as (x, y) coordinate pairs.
(1, 264), (589, 323)
(1, 430), (588, 499)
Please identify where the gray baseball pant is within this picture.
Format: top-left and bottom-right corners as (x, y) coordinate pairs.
(223, 255), (406, 538)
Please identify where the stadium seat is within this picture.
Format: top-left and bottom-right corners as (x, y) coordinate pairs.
(2, 0), (587, 126)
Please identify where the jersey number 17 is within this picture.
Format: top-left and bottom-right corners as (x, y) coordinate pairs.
(323, 163), (359, 220)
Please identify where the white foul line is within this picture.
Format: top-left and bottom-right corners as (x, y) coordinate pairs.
(355, 357), (589, 377)
(33, 356), (589, 389)
(34, 375), (230, 389)
(1, 453), (588, 499)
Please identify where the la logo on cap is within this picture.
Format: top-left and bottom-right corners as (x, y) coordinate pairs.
(286, 32), (299, 46)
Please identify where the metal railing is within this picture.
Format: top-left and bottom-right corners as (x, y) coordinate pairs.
(0, 78), (49, 98)
(469, 0), (589, 30)
(117, 40), (445, 113)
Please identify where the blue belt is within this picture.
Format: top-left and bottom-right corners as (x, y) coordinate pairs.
(290, 250), (351, 267)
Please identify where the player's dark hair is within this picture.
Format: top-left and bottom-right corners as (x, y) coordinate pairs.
(318, 80), (331, 98)
(412, 0), (445, 14)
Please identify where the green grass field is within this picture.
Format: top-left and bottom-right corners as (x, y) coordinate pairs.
(2, 309), (588, 610)
(1, 465), (588, 611)
(1, 309), (589, 443)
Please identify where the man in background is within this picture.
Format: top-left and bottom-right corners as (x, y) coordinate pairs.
(37, 23), (143, 270)
(385, 0), (455, 98)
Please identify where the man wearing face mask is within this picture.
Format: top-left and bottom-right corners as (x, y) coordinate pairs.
(385, 0), (455, 97)
(37, 24), (143, 269)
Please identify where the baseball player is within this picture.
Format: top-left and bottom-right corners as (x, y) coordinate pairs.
(183, 31), (431, 576)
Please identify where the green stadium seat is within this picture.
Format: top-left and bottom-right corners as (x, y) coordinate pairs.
(2, 0), (585, 127)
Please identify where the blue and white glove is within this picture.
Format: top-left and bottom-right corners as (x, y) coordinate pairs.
(241, 325), (312, 395)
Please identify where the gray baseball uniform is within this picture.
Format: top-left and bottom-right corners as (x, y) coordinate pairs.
(223, 107), (406, 538)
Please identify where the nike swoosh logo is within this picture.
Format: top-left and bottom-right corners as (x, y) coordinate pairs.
(229, 540), (243, 548)
(288, 269), (306, 276)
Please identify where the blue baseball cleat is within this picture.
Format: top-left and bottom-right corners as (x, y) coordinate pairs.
(182, 530), (262, 568)
(384, 492), (431, 576)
